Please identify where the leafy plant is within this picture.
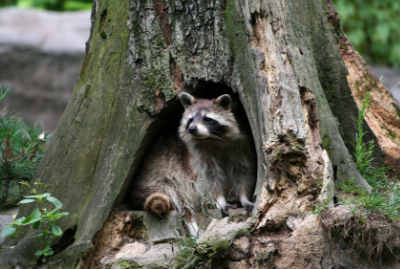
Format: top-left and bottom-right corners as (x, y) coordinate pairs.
(340, 92), (400, 222)
(1, 180), (68, 263)
(317, 93), (400, 260)
(174, 234), (198, 268)
(353, 92), (374, 178)
(0, 85), (50, 206)
(310, 200), (329, 215)
(337, 177), (362, 195)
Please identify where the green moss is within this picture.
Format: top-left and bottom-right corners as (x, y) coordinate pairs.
(269, 146), (282, 168)
(392, 103), (400, 118)
(128, 9), (175, 114)
(100, 30), (107, 39)
(224, 0), (257, 98)
(313, 177), (323, 191)
(386, 128), (400, 143)
(83, 85), (91, 99)
(116, 260), (141, 269)
(322, 135), (332, 156)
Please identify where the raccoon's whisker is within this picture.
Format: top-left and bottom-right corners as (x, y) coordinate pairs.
(209, 135), (223, 142)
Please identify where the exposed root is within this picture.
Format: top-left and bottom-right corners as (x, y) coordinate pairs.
(321, 206), (399, 261)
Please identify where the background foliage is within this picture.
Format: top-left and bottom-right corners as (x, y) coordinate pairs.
(335, 0), (400, 68)
(0, 0), (92, 11)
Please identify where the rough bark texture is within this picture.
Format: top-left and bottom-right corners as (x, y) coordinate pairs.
(0, 0), (399, 268)
(325, 0), (400, 174)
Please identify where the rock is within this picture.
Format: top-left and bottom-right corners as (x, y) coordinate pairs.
(139, 211), (182, 243)
(0, 8), (91, 132)
(286, 213), (306, 231)
(114, 242), (148, 259)
(225, 260), (248, 269)
(228, 207), (250, 222)
(196, 217), (253, 256)
(102, 243), (177, 269)
(253, 241), (278, 261)
(227, 247), (247, 261)
(231, 236), (250, 254)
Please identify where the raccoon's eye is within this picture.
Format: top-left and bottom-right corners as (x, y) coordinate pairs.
(203, 117), (214, 122)
(187, 118), (193, 124)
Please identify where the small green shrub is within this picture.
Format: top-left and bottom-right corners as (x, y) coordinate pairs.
(174, 234), (198, 268)
(1, 180), (68, 263)
(0, 86), (50, 206)
(353, 92), (374, 178)
(341, 92), (400, 222)
(310, 200), (329, 215)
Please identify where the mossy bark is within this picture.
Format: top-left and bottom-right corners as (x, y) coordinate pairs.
(0, 0), (398, 268)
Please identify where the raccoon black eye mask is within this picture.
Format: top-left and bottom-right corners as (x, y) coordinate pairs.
(185, 113), (228, 138)
(131, 92), (256, 238)
(179, 92), (256, 214)
(202, 116), (228, 137)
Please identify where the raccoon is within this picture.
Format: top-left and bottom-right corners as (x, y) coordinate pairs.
(179, 93), (256, 213)
(130, 92), (256, 236)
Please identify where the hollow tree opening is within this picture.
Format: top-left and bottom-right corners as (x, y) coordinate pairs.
(78, 81), (260, 268)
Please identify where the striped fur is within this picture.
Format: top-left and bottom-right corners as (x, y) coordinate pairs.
(130, 93), (256, 235)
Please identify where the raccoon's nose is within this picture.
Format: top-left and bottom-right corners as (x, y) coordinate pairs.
(188, 126), (198, 134)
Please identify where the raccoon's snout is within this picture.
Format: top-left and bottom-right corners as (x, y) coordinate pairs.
(188, 126), (198, 134)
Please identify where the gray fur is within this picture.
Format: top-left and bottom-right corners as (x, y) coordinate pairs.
(179, 92), (195, 109)
(130, 93), (256, 219)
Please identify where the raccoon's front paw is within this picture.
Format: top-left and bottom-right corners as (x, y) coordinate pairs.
(221, 204), (230, 215)
(243, 201), (254, 212)
(221, 204), (237, 215)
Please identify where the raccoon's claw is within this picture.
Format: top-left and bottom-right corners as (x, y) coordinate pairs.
(243, 201), (254, 212)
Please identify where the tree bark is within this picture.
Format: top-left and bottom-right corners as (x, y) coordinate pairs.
(1, 0), (399, 268)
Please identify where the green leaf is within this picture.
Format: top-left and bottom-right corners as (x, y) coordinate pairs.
(51, 225), (62, 237)
(14, 217), (26, 225)
(35, 250), (43, 256)
(47, 250), (54, 256)
(43, 245), (51, 252)
(24, 193), (51, 199)
(52, 212), (68, 220)
(11, 231), (18, 238)
(18, 199), (35, 204)
(32, 220), (41, 229)
(47, 196), (62, 208)
(1, 226), (16, 237)
(18, 181), (31, 188)
(22, 209), (42, 225)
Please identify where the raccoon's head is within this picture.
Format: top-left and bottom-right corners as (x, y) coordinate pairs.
(179, 92), (240, 143)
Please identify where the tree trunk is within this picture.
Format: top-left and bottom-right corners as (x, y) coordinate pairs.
(1, 0), (399, 268)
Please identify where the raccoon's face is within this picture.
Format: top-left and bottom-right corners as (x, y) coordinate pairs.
(179, 93), (240, 142)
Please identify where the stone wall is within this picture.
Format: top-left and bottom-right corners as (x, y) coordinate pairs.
(0, 8), (91, 132)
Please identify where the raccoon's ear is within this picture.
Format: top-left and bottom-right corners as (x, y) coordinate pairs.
(215, 94), (231, 110)
(179, 92), (195, 109)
